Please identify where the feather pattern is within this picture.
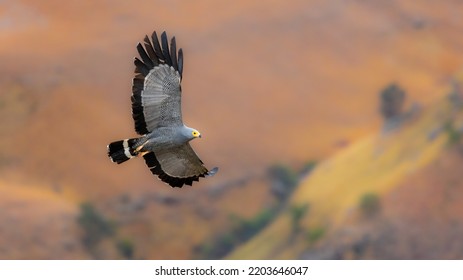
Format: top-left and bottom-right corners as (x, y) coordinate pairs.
(143, 148), (211, 188)
(107, 30), (218, 188)
(132, 31), (183, 134)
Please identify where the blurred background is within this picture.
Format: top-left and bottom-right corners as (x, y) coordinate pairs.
(1, 0), (463, 259)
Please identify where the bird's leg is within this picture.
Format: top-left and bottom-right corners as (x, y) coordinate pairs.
(134, 139), (150, 156)
(138, 151), (150, 157)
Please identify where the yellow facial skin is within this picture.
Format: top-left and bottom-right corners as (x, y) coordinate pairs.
(192, 130), (201, 138)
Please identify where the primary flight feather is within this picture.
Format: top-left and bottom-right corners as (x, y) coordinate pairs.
(107, 31), (218, 188)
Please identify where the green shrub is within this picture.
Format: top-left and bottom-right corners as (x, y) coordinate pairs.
(77, 202), (114, 249)
(444, 120), (461, 145)
(306, 227), (325, 244)
(116, 238), (135, 259)
(300, 161), (317, 175)
(268, 164), (298, 189)
(194, 233), (237, 260)
(195, 208), (277, 259)
(289, 203), (309, 233)
(359, 193), (380, 217)
(234, 208), (275, 240)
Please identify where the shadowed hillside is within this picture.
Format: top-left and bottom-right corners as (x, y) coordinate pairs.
(303, 144), (463, 259)
(227, 80), (463, 259)
(0, 179), (88, 259)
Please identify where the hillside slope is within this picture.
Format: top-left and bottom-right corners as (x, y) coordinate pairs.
(3, 0), (463, 190)
(0, 180), (88, 259)
(303, 144), (463, 259)
(227, 85), (463, 259)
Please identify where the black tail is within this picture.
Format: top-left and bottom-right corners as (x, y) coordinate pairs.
(107, 138), (139, 164)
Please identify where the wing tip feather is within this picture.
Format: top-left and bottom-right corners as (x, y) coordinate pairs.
(142, 152), (215, 188)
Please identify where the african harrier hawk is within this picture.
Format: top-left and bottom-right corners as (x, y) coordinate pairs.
(107, 31), (218, 188)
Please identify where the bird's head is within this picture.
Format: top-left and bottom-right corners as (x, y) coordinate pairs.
(191, 129), (201, 139)
(182, 126), (201, 141)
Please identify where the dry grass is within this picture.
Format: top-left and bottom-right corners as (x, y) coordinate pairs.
(228, 90), (461, 259)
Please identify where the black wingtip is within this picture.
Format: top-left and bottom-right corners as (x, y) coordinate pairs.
(161, 31), (173, 66)
(178, 48), (183, 79)
(142, 153), (216, 188)
(134, 57), (150, 76)
(137, 30), (183, 77)
(151, 31), (165, 61)
(136, 42), (154, 68)
(143, 36), (156, 61)
(170, 36), (178, 72)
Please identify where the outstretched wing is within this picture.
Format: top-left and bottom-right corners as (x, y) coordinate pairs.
(143, 144), (218, 188)
(132, 31), (184, 135)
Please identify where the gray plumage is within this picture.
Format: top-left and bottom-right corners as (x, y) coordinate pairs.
(142, 65), (182, 129)
(107, 31), (217, 188)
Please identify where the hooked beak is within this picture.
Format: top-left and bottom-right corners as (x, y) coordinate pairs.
(198, 133), (202, 138)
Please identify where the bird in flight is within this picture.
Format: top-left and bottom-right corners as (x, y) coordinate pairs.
(108, 31), (218, 188)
